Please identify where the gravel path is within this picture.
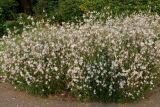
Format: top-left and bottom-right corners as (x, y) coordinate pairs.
(0, 82), (160, 107)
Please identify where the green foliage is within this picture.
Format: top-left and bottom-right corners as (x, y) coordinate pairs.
(58, 0), (83, 22)
(1, 0), (160, 37)
(34, 0), (83, 23)
(0, 7), (5, 37)
(0, 0), (18, 20)
(0, 0), (18, 37)
(34, 0), (160, 23)
(81, 0), (160, 17)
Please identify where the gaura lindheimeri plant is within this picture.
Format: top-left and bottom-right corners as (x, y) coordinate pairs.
(1, 13), (160, 102)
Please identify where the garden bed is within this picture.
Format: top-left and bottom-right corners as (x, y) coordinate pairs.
(0, 13), (160, 103)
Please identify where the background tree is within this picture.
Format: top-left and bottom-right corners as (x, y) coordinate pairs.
(16, 0), (33, 15)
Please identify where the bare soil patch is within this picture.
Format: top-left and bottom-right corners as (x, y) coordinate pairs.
(0, 82), (160, 107)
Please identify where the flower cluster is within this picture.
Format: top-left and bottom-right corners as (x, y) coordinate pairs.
(1, 13), (160, 101)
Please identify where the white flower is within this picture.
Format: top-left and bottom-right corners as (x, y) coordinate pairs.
(1, 13), (160, 101)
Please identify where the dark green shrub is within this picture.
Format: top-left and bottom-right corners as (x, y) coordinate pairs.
(34, 0), (160, 23)
(34, 0), (83, 23)
(0, 7), (5, 37)
(0, 0), (19, 37)
(0, 0), (18, 20)
(58, 0), (83, 22)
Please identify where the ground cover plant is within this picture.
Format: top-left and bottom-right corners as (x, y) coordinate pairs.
(1, 13), (160, 102)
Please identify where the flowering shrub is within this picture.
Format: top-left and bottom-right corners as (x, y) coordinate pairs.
(1, 13), (160, 102)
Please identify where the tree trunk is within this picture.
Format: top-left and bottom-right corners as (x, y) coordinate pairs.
(16, 0), (33, 15)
